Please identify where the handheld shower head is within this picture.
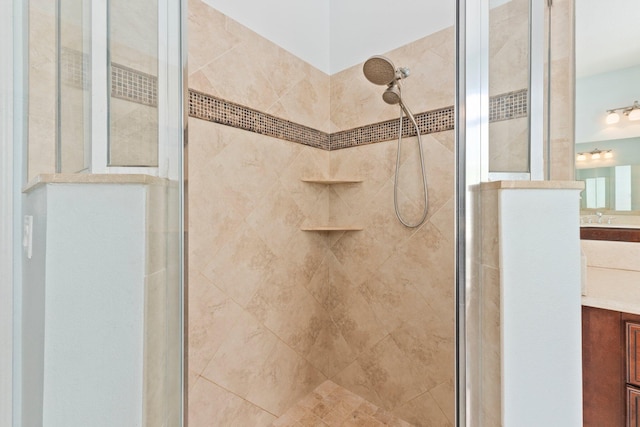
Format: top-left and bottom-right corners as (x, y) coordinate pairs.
(363, 55), (397, 86)
(382, 83), (402, 105)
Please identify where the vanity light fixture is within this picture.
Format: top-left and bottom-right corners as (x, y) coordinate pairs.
(606, 111), (620, 124)
(576, 148), (613, 161)
(606, 101), (640, 123)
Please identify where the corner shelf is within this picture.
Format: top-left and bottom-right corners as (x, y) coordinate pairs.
(301, 178), (363, 185)
(299, 177), (364, 232)
(300, 225), (363, 232)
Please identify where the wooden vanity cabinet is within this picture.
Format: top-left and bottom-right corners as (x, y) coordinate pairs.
(628, 322), (640, 387)
(582, 306), (625, 426)
(582, 307), (640, 427)
(627, 322), (640, 425)
(628, 386), (640, 426)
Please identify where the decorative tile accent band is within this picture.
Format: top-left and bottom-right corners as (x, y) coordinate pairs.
(331, 106), (455, 150)
(189, 90), (331, 150)
(60, 48), (158, 107)
(188, 88), (528, 150)
(489, 89), (528, 122)
(111, 63), (158, 107)
(60, 47), (89, 90)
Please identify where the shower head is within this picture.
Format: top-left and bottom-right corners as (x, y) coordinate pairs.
(363, 55), (397, 86)
(382, 83), (402, 105)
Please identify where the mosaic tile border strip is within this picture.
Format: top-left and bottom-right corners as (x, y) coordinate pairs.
(489, 88), (528, 122)
(111, 63), (158, 107)
(59, 48), (158, 107)
(188, 88), (528, 151)
(60, 47), (89, 90)
(189, 90), (331, 150)
(331, 106), (455, 150)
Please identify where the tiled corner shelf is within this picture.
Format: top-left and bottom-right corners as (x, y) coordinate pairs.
(300, 225), (363, 232)
(301, 178), (363, 184)
(299, 177), (364, 232)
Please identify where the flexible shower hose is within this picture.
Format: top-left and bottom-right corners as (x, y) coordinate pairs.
(394, 101), (429, 228)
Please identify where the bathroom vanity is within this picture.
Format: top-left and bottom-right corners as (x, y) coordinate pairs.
(581, 225), (640, 426)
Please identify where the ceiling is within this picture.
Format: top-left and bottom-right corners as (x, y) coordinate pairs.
(202, 0), (454, 75)
(576, 0), (640, 78)
(203, 0), (640, 78)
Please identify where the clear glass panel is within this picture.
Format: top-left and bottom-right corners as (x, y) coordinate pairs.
(28, 0), (57, 181)
(575, 0), (640, 215)
(18, 0), (183, 425)
(57, 0), (90, 173)
(108, 0), (159, 167)
(488, 0), (531, 173)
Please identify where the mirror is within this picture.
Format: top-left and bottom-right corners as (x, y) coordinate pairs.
(575, 0), (640, 215)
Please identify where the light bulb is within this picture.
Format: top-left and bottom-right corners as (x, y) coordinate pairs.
(629, 108), (640, 121)
(606, 111), (620, 124)
(604, 150), (613, 159)
(577, 153), (586, 161)
(591, 152), (601, 160)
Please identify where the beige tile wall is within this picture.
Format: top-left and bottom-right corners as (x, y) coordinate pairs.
(29, 0), (57, 180)
(487, 0), (576, 178)
(188, 0), (331, 134)
(488, 0), (530, 173)
(546, 0), (575, 180)
(327, 134), (455, 425)
(187, 117), (455, 425)
(187, 3), (456, 424)
(330, 27), (455, 133)
(188, 118), (332, 424)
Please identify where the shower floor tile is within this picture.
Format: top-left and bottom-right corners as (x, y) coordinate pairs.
(271, 380), (413, 427)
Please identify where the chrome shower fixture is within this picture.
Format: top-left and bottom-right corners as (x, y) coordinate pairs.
(382, 83), (402, 105)
(362, 55), (428, 228)
(363, 55), (410, 86)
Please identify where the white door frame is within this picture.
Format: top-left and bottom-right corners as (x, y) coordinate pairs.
(0, 0), (15, 425)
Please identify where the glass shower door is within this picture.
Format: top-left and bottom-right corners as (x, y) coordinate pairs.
(16, 0), (185, 425)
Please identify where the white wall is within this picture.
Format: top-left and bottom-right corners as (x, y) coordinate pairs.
(202, 0), (454, 74)
(500, 188), (583, 426)
(23, 183), (147, 427)
(328, 0), (454, 73)
(575, 65), (640, 144)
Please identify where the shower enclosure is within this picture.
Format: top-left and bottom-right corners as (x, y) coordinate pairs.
(1, 0), (582, 426)
(6, 0), (185, 425)
(186, 1), (457, 425)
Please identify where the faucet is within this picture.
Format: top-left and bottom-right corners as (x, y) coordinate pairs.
(596, 212), (603, 224)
